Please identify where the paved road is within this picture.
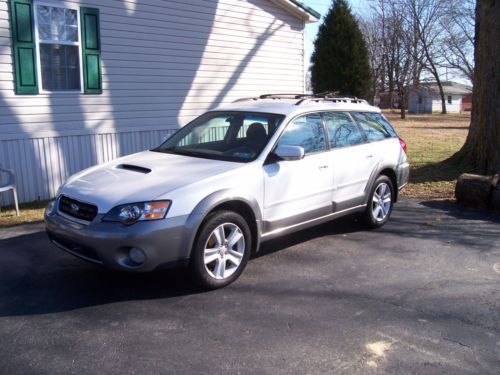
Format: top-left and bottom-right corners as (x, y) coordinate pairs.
(0, 199), (499, 374)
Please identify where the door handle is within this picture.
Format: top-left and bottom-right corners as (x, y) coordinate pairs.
(318, 165), (329, 170)
(366, 154), (373, 158)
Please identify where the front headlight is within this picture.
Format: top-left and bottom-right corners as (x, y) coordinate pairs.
(102, 200), (171, 225)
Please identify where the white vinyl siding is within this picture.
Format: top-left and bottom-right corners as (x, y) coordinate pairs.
(409, 92), (464, 114)
(0, 0), (306, 203)
(431, 95), (462, 113)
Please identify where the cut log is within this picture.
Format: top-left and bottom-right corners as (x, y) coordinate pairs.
(490, 176), (500, 211)
(455, 173), (494, 208)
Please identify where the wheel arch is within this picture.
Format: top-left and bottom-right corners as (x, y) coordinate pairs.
(378, 168), (399, 202)
(184, 190), (262, 259)
(364, 165), (399, 205)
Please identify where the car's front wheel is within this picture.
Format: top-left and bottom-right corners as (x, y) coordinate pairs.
(364, 175), (394, 228)
(190, 210), (251, 289)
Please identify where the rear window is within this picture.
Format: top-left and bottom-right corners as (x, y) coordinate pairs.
(351, 112), (395, 142)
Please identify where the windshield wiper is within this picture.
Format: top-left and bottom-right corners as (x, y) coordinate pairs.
(154, 148), (205, 158)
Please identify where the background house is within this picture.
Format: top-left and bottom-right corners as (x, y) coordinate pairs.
(0, 0), (318, 205)
(408, 81), (473, 114)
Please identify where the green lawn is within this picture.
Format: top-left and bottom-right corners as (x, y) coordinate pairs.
(385, 111), (471, 199)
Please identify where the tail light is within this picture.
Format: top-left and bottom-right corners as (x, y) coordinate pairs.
(398, 137), (407, 153)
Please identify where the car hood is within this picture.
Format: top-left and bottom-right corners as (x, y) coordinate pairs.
(60, 151), (244, 212)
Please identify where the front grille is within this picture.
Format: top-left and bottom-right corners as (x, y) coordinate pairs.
(47, 231), (102, 264)
(59, 195), (98, 222)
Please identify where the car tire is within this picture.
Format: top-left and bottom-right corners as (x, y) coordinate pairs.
(364, 175), (394, 229)
(190, 210), (252, 289)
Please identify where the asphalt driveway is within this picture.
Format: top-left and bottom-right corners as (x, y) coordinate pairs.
(0, 199), (499, 374)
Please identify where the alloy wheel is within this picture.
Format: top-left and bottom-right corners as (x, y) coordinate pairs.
(203, 223), (245, 280)
(372, 182), (392, 222)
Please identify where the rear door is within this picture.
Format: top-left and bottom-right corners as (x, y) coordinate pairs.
(324, 112), (377, 210)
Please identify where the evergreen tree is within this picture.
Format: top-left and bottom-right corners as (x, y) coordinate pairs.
(311, 0), (372, 99)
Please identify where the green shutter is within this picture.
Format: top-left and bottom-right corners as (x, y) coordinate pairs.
(80, 7), (102, 94)
(10, 0), (38, 94)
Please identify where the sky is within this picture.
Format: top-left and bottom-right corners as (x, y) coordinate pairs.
(302, 0), (370, 71)
(301, 0), (471, 84)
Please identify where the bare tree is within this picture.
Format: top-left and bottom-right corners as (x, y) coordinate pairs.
(368, 0), (420, 118)
(402, 0), (449, 114)
(360, 15), (385, 104)
(440, 0), (475, 82)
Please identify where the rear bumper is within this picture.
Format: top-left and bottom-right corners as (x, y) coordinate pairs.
(45, 210), (191, 272)
(397, 161), (410, 190)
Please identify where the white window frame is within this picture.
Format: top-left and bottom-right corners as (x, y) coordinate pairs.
(33, 0), (84, 93)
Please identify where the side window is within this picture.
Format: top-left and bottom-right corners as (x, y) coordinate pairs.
(367, 113), (398, 137)
(351, 112), (392, 142)
(324, 112), (364, 148)
(278, 113), (326, 154)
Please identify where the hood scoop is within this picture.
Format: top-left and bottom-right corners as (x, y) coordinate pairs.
(116, 164), (152, 174)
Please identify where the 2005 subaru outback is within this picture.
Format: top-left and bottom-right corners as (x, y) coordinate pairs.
(45, 94), (410, 289)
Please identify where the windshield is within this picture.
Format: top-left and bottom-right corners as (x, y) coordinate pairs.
(153, 111), (285, 162)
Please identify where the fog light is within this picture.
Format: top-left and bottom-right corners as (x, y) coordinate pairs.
(129, 247), (146, 265)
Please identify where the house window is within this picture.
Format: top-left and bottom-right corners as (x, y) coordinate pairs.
(34, 3), (82, 91)
(10, 0), (101, 95)
(447, 96), (452, 104)
(418, 95), (423, 104)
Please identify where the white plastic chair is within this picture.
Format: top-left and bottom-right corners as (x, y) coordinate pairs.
(0, 166), (20, 217)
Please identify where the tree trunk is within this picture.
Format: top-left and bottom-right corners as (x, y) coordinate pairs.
(398, 88), (406, 119)
(435, 78), (447, 115)
(457, 0), (500, 175)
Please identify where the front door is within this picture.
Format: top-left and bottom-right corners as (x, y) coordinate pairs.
(263, 113), (333, 233)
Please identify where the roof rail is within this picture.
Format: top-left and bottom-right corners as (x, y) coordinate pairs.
(232, 93), (369, 106)
(232, 93), (311, 103)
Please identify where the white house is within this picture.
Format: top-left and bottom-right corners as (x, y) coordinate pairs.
(0, 0), (318, 205)
(408, 81), (473, 114)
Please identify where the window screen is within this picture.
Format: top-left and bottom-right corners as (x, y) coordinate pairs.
(35, 4), (81, 91)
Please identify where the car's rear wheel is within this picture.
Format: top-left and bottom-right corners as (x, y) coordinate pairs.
(190, 210), (251, 289)
(364, 175), (394, 228)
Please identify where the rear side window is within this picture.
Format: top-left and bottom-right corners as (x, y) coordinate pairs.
(369, 113), (398, 137)
(351, 112), (393, 142)
(324, 112), (364, 148)
(278, 113), (326, 154)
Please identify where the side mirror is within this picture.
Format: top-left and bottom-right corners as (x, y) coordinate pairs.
(274, 145), (305, 161)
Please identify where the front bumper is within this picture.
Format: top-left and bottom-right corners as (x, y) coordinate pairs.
(45, 209), (191, 272)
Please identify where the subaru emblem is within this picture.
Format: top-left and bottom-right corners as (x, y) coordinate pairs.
(70, 203), (80, 213)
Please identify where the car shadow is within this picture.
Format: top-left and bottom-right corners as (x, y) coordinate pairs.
(0, 215), (363, 317)
(254, 214), (364, 259)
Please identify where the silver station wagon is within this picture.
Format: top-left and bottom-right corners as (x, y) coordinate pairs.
(45, 94), (410, 289)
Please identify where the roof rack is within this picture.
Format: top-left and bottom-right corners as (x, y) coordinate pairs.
(232, 93), (309, 103)
(232, 93), (369, 106)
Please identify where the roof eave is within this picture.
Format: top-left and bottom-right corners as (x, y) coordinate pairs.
(270, 0), (320, 23)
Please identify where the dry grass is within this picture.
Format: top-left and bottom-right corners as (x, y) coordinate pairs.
(385, 111), (471, 199)
(0, 200), (49, 228)
(0, 112), (471, 228)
